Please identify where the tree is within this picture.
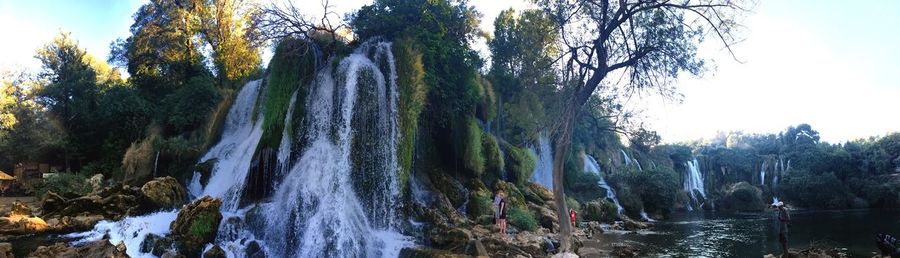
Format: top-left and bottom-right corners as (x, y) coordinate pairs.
(533, 0), (750, 250)
(0, 71), (63, 171)
(35, 32), (102, 172)
(197, 0), (263, 83)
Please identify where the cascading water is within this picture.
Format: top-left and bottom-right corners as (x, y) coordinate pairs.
(583, 153), (624, 215)
(684, 158), (706, 211)
(72, 80), (266, 257)
(639, 209), (656, 222)
(74, 40), (412, 257)
(759, 161), (766, 186)
(620, 149), (631, 166)
(530, 134), (554, 189)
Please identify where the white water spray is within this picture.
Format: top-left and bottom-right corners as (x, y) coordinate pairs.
(530, 133), (554, 189)
(684, 158), (706, 211)
(583, 153), (624, 215)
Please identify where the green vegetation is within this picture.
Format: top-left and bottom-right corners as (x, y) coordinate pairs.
(462, 117), (485, 177)
(34, 173), (92, 197)
(189, 212), (218, 239)
(507, 206), (538, 231)
(504, 145), (537, 187)
(259, 38), (316, 148)
(394, 37), (427, 189)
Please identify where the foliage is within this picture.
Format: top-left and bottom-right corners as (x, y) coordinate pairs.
(482, 133), (504, 184)
(197, 0), (263, 83)
(462, 117), (485, 177)
(779, 170), (850, 209)
(718, 181), (765, 211)
(583, 200), (618, 223)
(466, 190), (494, 220)
(394, 37), (428, 189)
(507, 206), (538, 232)
(189, 211), (217, 239)
(34, 173), (91, 197)
(160, 75), (221, 134)
(504, 145), (537, 186)
(259, 38), (316, 148)
(610, 165), (679, 215)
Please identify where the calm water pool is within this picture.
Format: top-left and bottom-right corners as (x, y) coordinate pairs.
(597, 209), (900, 257)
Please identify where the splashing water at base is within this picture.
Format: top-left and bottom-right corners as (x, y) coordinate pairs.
(66, 211), (178, 258)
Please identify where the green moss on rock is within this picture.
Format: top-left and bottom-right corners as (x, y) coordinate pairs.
(504, 145), (537, 186)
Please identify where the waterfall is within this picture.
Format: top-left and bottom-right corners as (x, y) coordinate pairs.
(759, 161), (766, 186)
(583, 153), (624, 215)
(634, 158), (643, 171)
(619, 149), (631, 166)
(683, 158), (706, 211)
(153, 151), (160, 178)
(530, 133), (554, 189)
(73, 40), (412, 257)
(639, 209), (656, 222)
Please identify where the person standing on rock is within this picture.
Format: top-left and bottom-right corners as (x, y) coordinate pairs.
(493, 190), (502, 225)
(498, 191), (508, 237)
(773, 201), (791, 257)
(569, 208), (577, 227)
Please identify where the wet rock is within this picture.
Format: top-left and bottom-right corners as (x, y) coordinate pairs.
(141, 176), (188, 209)
(245, 240), (266, 258)
(585, 221), (604, 237)
(621, 217), (649, 231)
(466, 239), (489, 257)
(140, 233), (175, 256)
(170, 196), (222, 256)
(430, 227), (472, 251)
(527, 183), (554, 202)
(28, 240), (128, 258)
(203, 245), (226, 258)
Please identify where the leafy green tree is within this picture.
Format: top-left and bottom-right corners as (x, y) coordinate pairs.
(532, 0), (750, 249)
(197, 0), (263, 83)
(35, 32), (103, 172)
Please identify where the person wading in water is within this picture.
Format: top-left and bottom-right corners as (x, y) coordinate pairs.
(774, 201), (791, 257)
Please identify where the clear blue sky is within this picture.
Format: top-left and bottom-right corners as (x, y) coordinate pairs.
(1, 0), (897, 143)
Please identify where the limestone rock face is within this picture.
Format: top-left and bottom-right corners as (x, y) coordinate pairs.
(141, 176), (188, 210)
(170, 196), (222, 256)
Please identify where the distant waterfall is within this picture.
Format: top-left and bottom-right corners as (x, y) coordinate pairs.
(530, 134), (554, 189)
(684, 158), (706, 211)
(73, 40), (412, 258)
(759, 161), (766, 186)
(583, 153), (624, 215)
(639, 209), (656, 222)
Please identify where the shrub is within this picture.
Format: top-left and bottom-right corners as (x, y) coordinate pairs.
(34, 173), (91, 197)
(466, 190), (494, 220)
(779, 170), (851, 209)
(507, 206), (538, 232)
(583, 200), (618, 223)
(720, 181), (764, 211)
(610, 165), (679, 215)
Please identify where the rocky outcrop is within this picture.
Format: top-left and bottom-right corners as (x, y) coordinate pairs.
(140, 233), (175, 256)
(170, 196), (222, 256)
(141, 176), (188, 209)
(0, 214), (48, 234)
(429, 227), (472, 252)
(28, 240), (128, 258)
(41, 184), (148, 220)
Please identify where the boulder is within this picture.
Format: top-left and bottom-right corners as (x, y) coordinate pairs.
(204, 245), (227, 258)
(28, 240), (128, 258)
(0, 242), (11, 258)
(399, 247), (470, 258)
(170, 196), (222, 256)
(9, 200), (32, 217)
(141, 176), (188, 209)
(42, 184), (150, 220)
(0, 215), (48, 234)
(528, 203), (558, 232)
(527, 183), (554, 202)
(245, 240), (266, 258)
(430, 227), (472, 251)
(621, 216), (649, 231)
(140, 233), (175, 256)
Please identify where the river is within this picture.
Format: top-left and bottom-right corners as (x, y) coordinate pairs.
(596, 209), (900, 257)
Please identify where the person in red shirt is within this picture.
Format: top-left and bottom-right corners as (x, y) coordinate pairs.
(569, 208), (577, 227)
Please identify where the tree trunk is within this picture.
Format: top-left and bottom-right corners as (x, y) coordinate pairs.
(552, 104), (578, 251)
